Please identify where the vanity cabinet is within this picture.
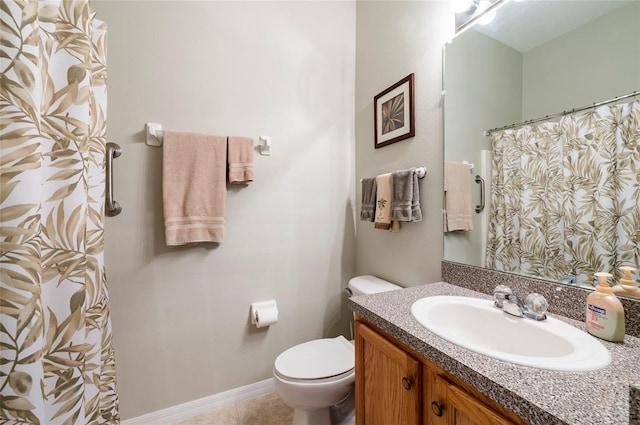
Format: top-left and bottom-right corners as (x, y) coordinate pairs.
(355, 321), (421, 425)
(429, 373), (515, 425)
(355, 319), (528, 425)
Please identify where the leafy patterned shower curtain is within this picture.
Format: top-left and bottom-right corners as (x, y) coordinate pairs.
(1, 1), (120, 423)
(486, 99), (640, 287)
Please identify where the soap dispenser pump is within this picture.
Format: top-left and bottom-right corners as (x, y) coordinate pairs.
(613, 266), (640, 297)
(586, 272), (625, 342)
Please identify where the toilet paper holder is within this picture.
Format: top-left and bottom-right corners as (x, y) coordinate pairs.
(251, 300), (279, 328)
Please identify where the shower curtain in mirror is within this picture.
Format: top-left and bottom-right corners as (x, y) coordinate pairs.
(1, 1), (120, 423)
(486, 99), (640, 287)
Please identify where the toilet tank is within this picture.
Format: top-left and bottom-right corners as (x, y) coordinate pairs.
(347, 275), (402, 296)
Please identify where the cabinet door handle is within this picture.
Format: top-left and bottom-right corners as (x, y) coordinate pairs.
(431, 401), (444, 417)
(401, 377), (413, 390)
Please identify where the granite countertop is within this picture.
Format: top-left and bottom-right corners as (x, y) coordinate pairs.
(348, 282), (640, 425)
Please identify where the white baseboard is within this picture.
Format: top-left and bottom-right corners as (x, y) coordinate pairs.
(121, 378), (275, 425)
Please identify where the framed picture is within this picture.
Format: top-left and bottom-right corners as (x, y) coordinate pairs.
(374, 73), (415, 149)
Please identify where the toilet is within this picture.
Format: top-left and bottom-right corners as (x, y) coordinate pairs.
(273, 275), (401, 425)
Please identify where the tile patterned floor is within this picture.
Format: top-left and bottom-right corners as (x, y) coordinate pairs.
(173, 392), (355, 425)
(173, 393), (293, 425)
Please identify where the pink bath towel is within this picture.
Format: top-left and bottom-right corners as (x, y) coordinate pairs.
(162, 130), (227, 245)
(227, 136), (254, 184)
(444, 161), (473, 232)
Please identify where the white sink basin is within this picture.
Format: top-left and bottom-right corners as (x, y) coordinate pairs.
(411, 295), (611, 371)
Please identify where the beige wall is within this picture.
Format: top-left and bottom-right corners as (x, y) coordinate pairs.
(354, 1), (451, 287)
(93, 1), (356, 419)
(523, 1), (640, 119)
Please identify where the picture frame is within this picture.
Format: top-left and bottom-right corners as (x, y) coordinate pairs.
(374, 73), (415, 149)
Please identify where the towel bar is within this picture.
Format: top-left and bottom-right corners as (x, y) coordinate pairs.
(145, 123), (271, 156)
(360, 166), (426, 183)
(146, 123), (163, 146)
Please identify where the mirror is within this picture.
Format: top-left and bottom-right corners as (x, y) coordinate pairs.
(443, 0), (640, 296)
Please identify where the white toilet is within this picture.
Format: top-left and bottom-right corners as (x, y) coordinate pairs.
(273, 275), (401, 425)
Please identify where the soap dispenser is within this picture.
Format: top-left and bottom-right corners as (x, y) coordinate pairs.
(586, 272), (625, 342)
(612, 266), (640, 298)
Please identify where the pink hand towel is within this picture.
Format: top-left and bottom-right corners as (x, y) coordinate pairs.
(444, 161), (473, 232)
(227, 136), (254, 184)
(374, 173), (393, 230)
(163, 130), (227, 245)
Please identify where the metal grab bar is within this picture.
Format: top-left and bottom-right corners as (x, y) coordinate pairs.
(106, 142), (122, 217)
(474, 175), (485, 213)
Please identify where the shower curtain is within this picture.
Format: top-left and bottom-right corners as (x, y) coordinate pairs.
(486, 99), (640, 287)
(1, 1), (120, 423)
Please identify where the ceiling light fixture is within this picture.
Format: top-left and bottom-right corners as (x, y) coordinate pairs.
(451, 0), (476, 14)
(478, 9), (496, 25)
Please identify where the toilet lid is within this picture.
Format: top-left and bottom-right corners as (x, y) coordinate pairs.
(275, 336), (354, 380)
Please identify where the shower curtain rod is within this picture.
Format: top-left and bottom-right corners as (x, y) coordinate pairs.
(484, 89), (638, 136)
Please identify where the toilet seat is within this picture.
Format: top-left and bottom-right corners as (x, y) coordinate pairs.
(274, 336), (354, 381)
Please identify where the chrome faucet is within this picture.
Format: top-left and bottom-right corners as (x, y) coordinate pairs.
(493, 286), (548, 321)
(502, 294), (526, 318)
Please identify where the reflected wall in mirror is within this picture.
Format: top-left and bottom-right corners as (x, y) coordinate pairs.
(443, 0), (640, 297)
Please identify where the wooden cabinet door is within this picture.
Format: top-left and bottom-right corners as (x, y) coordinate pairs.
(435, 376), (516, 425)
(355, 322), (421, 425)
(423, 366), (448, 425)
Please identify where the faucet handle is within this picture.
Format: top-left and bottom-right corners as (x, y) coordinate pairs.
(524, 293), (548, 320)
(493, 285), (513, 308)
